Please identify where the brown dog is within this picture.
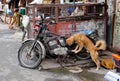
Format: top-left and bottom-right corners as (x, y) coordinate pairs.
(66, 33), (106, 70)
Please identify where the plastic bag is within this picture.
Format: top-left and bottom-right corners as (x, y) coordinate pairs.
(22, 15), (30, 28)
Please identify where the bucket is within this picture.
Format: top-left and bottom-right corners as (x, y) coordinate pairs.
(20, 7), (26, 15)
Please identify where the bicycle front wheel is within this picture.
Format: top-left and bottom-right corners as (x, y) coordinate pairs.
(18, 41), (43, 69)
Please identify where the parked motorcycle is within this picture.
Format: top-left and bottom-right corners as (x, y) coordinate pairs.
(18, 16), (100, 69)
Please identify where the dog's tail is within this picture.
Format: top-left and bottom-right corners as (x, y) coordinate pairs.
(95, 40), (106, 50)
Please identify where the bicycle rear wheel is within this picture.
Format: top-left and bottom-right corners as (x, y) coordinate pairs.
(75, 48), (91, 60)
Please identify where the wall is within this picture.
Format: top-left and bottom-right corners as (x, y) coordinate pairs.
(75, 19), (105, 39)
(103, 0), (120, 50)
(113, 0), (120, 49)
(102, 0), (120, 50)
(51, 19), (106, 40)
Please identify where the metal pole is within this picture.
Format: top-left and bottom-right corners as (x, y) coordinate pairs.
(73, 0), (76, 32)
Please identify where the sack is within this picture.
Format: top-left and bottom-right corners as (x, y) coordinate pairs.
(101, 58), (115, 69)
(30, 0), (43, 4)
(22, 15), (30, 28)
(6, 0), (11, 3)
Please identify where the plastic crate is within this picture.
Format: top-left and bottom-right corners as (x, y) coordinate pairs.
(112, 54), (120, 67)
(113, 59), (120, 68)
(112, 54), (120, 73)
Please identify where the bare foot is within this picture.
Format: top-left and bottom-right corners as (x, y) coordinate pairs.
(4, 21), (6, 24)
(9, 25), (13, 29)
(96, 67), (100, 71)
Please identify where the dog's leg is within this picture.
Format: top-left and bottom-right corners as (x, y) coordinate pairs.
(74, 46), (83, 53)
(74, 42), (83, 54)
(90, 51), (100, 70)
(72, 45), (79, 52)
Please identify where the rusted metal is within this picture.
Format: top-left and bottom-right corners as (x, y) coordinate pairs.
(111, 0), (116, 47)
(26, 2), (107, 40)
(55, 6), (59, 22)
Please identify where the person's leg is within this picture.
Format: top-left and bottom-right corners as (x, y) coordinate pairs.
(15, 13), (20, 27)
(22, 29), (26, 41)
(8, 16), (12, 24)
(9, 16), (16, 29)
(3, 14), (7, 24)
(14, 0), (20, 8)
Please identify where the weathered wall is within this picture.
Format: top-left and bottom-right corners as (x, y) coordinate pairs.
(55, 19), (105, 40)
(76, 20), (105, 39)
(97, 0), (115, 47)
(113, 0), (120, 49)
